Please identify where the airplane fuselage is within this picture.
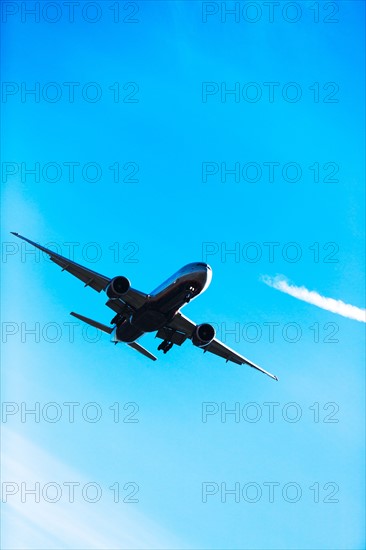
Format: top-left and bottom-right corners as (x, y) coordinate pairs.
(114, 262), (212, 343)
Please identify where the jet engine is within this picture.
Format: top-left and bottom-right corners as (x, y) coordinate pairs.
(106, 276), (131, 298)
(192, 323), (215, 348)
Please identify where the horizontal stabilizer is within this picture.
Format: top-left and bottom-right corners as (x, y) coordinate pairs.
(128, 341), (157, 361)
(70, 312), (113, 334)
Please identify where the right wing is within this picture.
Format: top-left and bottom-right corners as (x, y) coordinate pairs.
(11, 232), (148, 311)
(204, 338), (278, 380)
(167, 312), (278, 380)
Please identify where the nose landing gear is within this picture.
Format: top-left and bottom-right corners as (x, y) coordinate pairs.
(158, 339), (174, 354)
(185, 285), (197, 303)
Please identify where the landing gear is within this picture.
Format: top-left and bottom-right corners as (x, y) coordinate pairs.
(158, 339), (174, 354)
(111, 313), (125, 325)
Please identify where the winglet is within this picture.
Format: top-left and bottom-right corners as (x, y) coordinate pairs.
(248, 362), (278, 381)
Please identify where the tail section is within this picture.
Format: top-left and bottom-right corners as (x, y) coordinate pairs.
(70, 312), (157, 361)
(128, 342), (157, 361)
(70, 312), (113, 334)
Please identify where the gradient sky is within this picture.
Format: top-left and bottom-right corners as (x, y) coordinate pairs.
(1, 1), (365, 549)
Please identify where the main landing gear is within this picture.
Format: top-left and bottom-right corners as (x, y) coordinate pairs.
(111, 313), (125, 325)
(158, 339), (174, 354)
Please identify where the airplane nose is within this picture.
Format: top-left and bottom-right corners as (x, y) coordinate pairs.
(188, 263), (212, 292)
(203, 264), (212, 288)
(197, 263), (210, 275)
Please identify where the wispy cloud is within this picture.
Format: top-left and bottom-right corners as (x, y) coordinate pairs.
(1, 429), (184, 550)
(261, 275), (366, 323)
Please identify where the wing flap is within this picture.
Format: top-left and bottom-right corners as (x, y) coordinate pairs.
(105, 291), (148, 313)
(167, 312), (196, 337)
(105, 298), (133, 316)
(156, 326), (187, 345)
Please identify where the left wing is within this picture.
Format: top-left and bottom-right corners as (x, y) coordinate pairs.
(11, 232), (110, 292)
(11, 233), (148, 311)
(167, 312), (278, 381)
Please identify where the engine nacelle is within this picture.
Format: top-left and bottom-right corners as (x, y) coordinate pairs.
(192, 323), (215, 348)
(106, 276), (131, 298)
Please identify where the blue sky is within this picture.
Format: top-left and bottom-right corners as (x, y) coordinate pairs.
(1, 1), (365, 549)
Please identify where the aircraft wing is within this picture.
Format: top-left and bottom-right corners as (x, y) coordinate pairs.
(12, 232), (110, 292)
(167, 312), (278, 380)
(11, 233), (148, 310)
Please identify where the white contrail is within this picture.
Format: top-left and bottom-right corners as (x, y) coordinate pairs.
(261, 275), (366, 323)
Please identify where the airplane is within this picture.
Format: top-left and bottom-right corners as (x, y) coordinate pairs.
(11, 232), (278, 381)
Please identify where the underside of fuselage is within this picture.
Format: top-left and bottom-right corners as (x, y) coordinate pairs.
(114, 272), (206, 343)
